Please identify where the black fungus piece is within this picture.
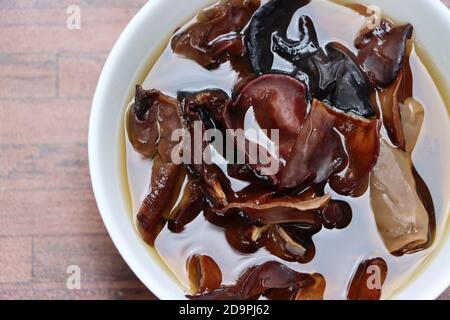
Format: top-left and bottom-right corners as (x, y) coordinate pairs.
(271, 15), (320, 62)
(272, 16), (375, 117)
(355, 20), (413, 88)
(246, 0), (312, 74)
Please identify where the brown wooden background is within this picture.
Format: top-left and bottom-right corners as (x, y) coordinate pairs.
(0, 0), (449, 300)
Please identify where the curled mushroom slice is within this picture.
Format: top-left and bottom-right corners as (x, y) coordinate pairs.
(167, 179), (205, 233)
(220, 194), (330, 225)
(281, 100), (380, 196)
(127, 86), (159, 158)
(233, 74), (308, 159)
(272, 16), (375, 118)
(171, 0), (260, 69)
(319, 44), (375, 118)
(355, 20), (413, 87)
(347, 258), (387, 300)
(237, 261), (314, 299)
(271, 15), (320, 63)
(179, 89), (231, 130)
(187, 254), (223, 294)
(127, 86), (183, 161)
(189, 261), (324, 300)
(246, 0), (312, 74)
(370, 98), (433, 255)
(280, 100), (346, 188)
(265, 225), (316, 263)
(233, 74), (308, 140)
(137, 157), (185, 246)
(179, 91), (231, 206)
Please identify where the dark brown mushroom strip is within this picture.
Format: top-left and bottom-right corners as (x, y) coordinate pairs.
(347, 258), (387, 300)
(281, 100), (380, 196)
(129, 86), (187, 245)
(136, 157), (185, 246)
(179, 91), (230, 206)
(127, 85), (183, 162)
(355, 20), (413, 87)
(187, 254), (223, 294)
(189, 261), (324, 300)
(171, 0), (260, 69)
(219, 194), (330, 224)
(167, 179), (205, 233)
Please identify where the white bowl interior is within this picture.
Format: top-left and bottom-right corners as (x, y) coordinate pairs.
(89, 0), (450, 300)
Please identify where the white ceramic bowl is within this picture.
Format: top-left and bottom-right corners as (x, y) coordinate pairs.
(89, 0), (450, 300)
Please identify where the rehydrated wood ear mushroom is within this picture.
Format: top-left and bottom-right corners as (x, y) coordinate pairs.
(188, 261), (325, 300)
(347, 258), (387, 300)
(271, 15), (376, 117)
(187, 254), (223, 294)
(137, 157), (185, 246)
(127, 85), (183, 162)
(281, 100), (380, 197)
(355, 20), (413, 88)
(370, 98), (433, 255)
(167, 179), (205, 233)
(265, 225), (316, 264)
(171, 0), (260, 69)
(246, 0), (312, 74)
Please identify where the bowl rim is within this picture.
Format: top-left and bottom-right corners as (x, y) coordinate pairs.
(89, 0), (450, 300)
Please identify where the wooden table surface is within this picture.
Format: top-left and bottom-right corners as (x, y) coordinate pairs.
(0, 0), (449, 300)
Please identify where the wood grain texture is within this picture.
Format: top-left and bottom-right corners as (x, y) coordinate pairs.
(0, 0), (449, 300)
(0, 0), (155, 300)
